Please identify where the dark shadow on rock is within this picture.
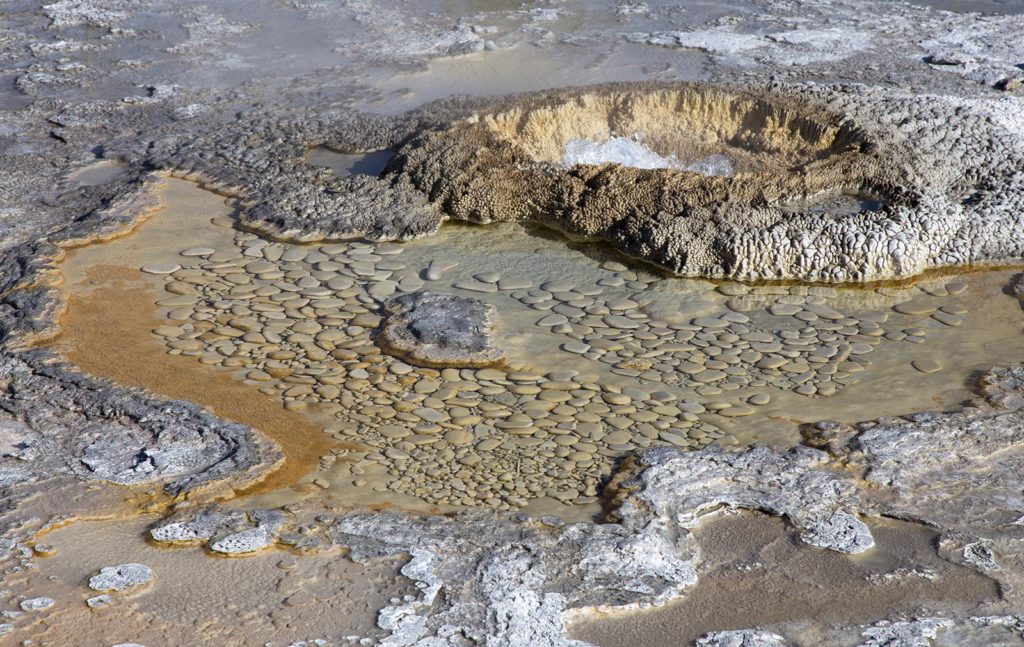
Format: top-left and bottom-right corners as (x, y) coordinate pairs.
(1001, 272), (1024, 310)
(350, 149), (398, 177)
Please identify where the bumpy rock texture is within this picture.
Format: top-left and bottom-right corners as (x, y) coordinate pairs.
(608, 445), (874, 554)
(378, 291), (504, 368)
(88, 563), (154, 593)
(150, 505), (285, 555)
(696, 630), (788, 647)
(215, 81), (1024, 283)
(325, 362), (1024, 644)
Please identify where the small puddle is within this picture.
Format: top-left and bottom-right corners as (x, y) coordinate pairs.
(67, 159), (128, 187)
(568, 512), (999, 646)
(48, 176), (1024, 522)
(306, 146), (396, 178)
(780, 190), (885, 215)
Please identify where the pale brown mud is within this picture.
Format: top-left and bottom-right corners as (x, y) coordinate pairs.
(10, 516), (408, 646)
(67, 159), (128, 187)
(569, 512), (1000, 646)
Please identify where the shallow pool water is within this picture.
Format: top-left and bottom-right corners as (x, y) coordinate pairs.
(52, 177), (1024, 521)
(306, 146), (397, 178)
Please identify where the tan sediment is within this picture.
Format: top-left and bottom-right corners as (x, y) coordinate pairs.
(481, 86), (859, 172)
(569, 512), (1000, 646)
(57, 271), (331, 495)
(11, 516), (409, 646)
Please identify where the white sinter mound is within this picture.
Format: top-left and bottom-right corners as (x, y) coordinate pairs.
(562, 135), (734, 177)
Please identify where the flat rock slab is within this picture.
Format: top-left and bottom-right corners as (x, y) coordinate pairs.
(140, 263), (181, 275)
(378, 291), (505, 368)
(88, 563), (154, 593)
(946, 281), (969, 295)
(20, 597), (54, 612)
(893, 301), (937, 316)
(912, 358), (943, 373)
(537, 313), (568, 327)
(180, 247), (215, 257)
(932, 311), (962, 326)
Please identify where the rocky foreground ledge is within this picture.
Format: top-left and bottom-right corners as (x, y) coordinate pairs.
(130, 329), (1024, 645)
(0, 183), (283, 563)
(3, 257), (1022, 645)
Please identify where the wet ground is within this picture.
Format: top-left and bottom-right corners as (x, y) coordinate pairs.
(902, 0), (1024, 13)
(11, 515), (408, 645)
(570, 512), (1000, 646)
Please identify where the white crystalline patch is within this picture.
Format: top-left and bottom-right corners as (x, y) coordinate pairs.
(20, 597), (54, 612)
(87, 594), (114, 608)
(626, 29), (766, 56)
(562, 137), (734, 177)
(768, 28), (850, 47)
(799, 511), (875, 554)
(630, 27), (869, 66)
(668, 29), (767, 55)
(563, 136), (680, 170)
(696, 629), (789, 647)
(88, 563), (154, 592)
(150, 520), (206, 543)
(210, 527), (273, 554)
(684, 153), (734, 178)
(763, 28), (871, 66)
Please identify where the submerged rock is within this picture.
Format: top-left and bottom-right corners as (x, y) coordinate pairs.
(378, 291), (505, 368)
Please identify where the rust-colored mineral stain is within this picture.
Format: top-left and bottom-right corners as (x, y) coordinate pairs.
(47, 178), (345, 497)
(55, 265), (336, 495)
